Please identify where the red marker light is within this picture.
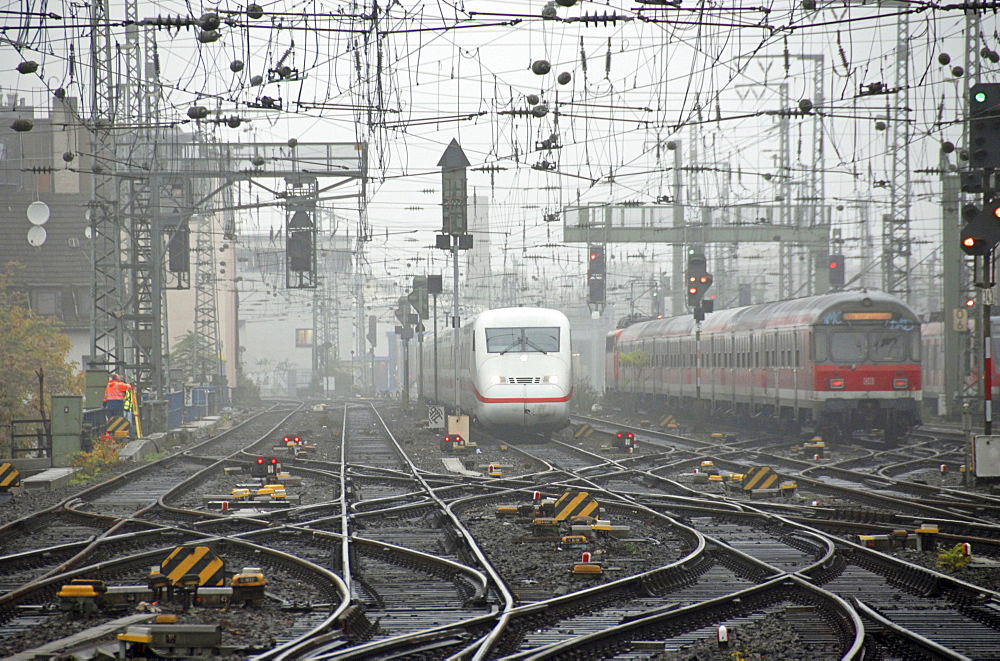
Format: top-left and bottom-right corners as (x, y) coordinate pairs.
(293, 436), (301, 443)
(282, 436), (290, 442)
(256, 457), (265, 465)
(270, 457), (279, 464)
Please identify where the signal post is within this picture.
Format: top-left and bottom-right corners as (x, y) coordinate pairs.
(685, 251), (714, 430)
(960, 82), (1000, 436)
(436, 139), (474, 412)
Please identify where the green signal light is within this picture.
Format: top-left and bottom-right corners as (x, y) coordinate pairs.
(975, 91), (988, 104)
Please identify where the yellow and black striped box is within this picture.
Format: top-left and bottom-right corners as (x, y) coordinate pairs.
(160, 546), (226, 587)
(742, 466), (779, 491)
(106, 416), (131, 437)
(573, 424), (594, 438)
(0, 462), (20, 490)
(553, 491), (600, 522)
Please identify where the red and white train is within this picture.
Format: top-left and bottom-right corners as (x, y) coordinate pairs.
(921, 316), (993, 414)
(605, 291), (922, 441)
(421, 307), (572, 433)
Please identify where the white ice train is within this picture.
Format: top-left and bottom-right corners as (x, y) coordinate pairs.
(420, 307), (573, 433)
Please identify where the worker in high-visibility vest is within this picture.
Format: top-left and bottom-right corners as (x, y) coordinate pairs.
(103, 373), (129, 421)
(123, 385), (142, 438)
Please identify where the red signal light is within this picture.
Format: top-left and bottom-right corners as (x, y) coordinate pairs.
(443, 435), (452, 442)
(829, 260), (840, 269)
(698, 276), (709, 283)
(688, 286), (699, 295)
(616, 432), (624, 438)
(590, 252), (598, 261)
(965, 298), (976, 307)
(963, 237), (977, 248)
(991, 206), (1000, 220)
(626, 433), (635, 440)
(256, 457), (265, 465)
(293, 436), (301, 443)
(270, 457), (279, 464)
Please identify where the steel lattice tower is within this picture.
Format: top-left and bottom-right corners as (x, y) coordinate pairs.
(87, 0), (122, 375)
(882, 13), (912, 298)
(194, 207), (222, 384)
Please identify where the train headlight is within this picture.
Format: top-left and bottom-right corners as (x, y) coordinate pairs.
(547, 375), (559, 384)
(828, 378), (845, 390)
(490, 375), (503, 385)
(892, 377), (908, 390)
(519, 354), (528, 362)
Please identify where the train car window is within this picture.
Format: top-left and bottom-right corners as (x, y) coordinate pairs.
(486, 327), (560, 353)
(829, 331), (867, 362)
(870, 330), (909, 362)
(814, 330), (828, 362)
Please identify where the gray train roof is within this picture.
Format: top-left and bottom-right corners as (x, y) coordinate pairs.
(618, 291), (919, 341)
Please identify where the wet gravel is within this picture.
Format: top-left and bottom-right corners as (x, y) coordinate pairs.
(0, 548), (334, 658)
(462, 501), (688, 602)
(0, 462), (134, 527)
(886, 546), (1000, 593)
(0, 600), (298, 658)
(651, 608), (843, 660)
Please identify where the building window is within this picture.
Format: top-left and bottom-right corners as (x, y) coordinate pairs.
(35, 291), (57, 316)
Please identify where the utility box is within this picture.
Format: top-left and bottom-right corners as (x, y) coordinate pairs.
(85, 369), (108, 409)
(448, 415), (470, 443)
(973, 435), (1000, 478)
(51, 395), (83, 467)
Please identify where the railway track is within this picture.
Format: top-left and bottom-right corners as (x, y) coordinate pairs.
(6, 402), (1000, 658)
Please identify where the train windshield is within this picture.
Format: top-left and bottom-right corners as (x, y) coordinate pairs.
(829, 331), (867, 362)
(486, 327), (560, 354)
(869, 330), (909, 362)
(819, 327), (918, 363)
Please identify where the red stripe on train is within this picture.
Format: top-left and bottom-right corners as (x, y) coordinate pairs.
(473, 386), (573, 404)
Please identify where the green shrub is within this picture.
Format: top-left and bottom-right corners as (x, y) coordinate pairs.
(937, 543), (972, 571)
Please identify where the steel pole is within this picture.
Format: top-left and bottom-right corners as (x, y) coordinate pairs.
(453, 241), (460, 410)
(695, 319), (702, 429)
(403, 337), (410, 407)
(984, 252), (993, 435)
(433, 293), (439, 403)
